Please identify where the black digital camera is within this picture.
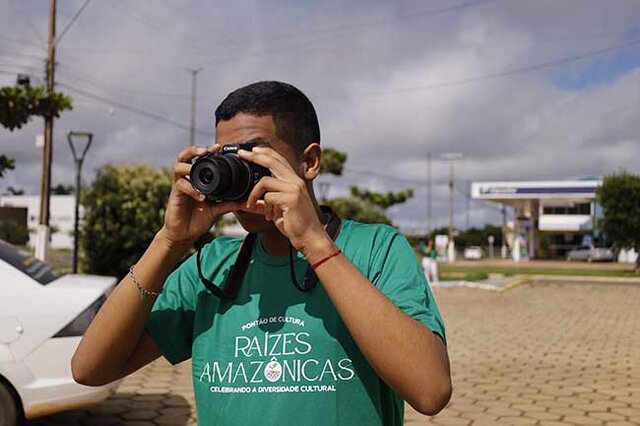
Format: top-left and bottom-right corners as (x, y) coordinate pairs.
(190, 141), (270, 202)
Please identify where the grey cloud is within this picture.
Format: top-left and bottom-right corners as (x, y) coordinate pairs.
(2, 0), (640, 232)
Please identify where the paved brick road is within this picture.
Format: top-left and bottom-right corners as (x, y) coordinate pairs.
(33, 283), (640, 425)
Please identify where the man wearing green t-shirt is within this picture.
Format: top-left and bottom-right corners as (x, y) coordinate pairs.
(72, 81), (452, 425)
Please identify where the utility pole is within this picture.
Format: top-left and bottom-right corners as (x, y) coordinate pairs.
(465, 179), (470, 230)
(427, 151), (432, 235)
(36, 0), (57, 261)
(188, 66), (203, 146)
(440, 153), (463, 262)
(501, 205), (508, 258)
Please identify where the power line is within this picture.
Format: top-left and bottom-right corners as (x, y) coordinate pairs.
(343, 167), (426, 185)
(105, 1), (210, 58)
(0, 64), (44, 79)
(57, 62), (218, 101)
(57, 81), (215, 137)
(195, 0), (497, 67)
(61, 0), (492, 59)
(51, 31), (638, 101)
(53, 30), (640, 113)
(55, 0), (93, 46)
(149, 0), (241, 49)
(255, 0), (497, 43)
(0, 60), (42, 71)
(0, 50), (47, 61)
(0, 69), (28, 77)
(7, 0), (46, 43)
(317, 38), (640, 100)
(0, 34), (44, 48)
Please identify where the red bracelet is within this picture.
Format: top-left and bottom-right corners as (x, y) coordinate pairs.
(311, 249), (342, 270)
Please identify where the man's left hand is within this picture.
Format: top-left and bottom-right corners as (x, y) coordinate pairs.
(238, 146), (329, 254)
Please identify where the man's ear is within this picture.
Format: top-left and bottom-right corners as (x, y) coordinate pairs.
(301, 143), (322, 180)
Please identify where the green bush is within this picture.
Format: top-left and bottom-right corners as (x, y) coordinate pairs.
(80, 164), (172, 279)
(0, 219), (28, 245)
(598, 172), (640, 272)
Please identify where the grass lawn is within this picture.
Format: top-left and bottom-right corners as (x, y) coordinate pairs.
(18, 246), (74, 274)
(439, 264), (639, 279)
(439, 270), (490, 281)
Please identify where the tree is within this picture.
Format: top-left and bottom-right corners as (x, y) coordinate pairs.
(597, 172), (640, 272)
(319, 148), (413, 225)
(51, 183), (74, 195)
(6, 186), (24, 195)
(320, 148), (348, 176)
(350, 186), (414, 209)
(328, 185), (414, 225)
(0, 84), (72, 130)
(328, 197), (393, 225)
(81, 164), (173, 278)
(0, 83), (73, 185)
(0, 155), (15, 178)
(454, 225), (503, 249)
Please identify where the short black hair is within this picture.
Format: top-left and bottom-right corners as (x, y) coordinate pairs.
(215, 81), (320, 153)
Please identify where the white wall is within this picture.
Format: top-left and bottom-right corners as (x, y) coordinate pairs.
(538, 215), (593, 232)
(0, 195), (78, 249)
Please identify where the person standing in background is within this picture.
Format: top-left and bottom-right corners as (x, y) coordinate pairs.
(421, 238), (439, 285)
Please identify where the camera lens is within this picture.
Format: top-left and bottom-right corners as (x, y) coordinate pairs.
(190, 150), (266, 201)
(190, 155), (230, 197)
(199, 168), (214, 185)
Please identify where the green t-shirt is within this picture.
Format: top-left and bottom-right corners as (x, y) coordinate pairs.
(146, 220), (446, 426)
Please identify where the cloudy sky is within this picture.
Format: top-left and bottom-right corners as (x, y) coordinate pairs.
(1, 0), (640, 234)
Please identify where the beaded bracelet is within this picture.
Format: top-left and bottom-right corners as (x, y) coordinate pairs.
(128, 265), (162, 299)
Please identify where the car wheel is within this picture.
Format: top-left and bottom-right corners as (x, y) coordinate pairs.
(0, 382), (21, 426)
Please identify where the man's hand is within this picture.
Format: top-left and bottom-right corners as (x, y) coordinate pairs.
(160, 145), (244, 247)
(238, 146), (328, 254)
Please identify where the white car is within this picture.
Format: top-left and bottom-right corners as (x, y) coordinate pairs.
(0, 239), (120, 424)
(463, 246), (483, 260)
(566, 244), (614, 262)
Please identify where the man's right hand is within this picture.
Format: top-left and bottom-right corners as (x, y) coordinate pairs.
(158, 144), (243, 248)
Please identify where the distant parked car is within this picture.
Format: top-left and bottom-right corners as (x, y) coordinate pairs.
(463, 246), (483, 260)
(566, 244), (614, 262)
(0, 239), (120, 424)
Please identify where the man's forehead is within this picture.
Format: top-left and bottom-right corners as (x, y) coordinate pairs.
(215, 114), (276, 145)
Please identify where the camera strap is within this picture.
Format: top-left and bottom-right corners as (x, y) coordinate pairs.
(197, 206), (341, 299)
(288, 208), (342, 292)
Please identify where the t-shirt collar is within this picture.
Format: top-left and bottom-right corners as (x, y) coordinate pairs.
(252, 235), (306, 267)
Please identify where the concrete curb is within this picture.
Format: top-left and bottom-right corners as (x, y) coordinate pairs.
(432, 276), (531, 292)
(498, 275), (533, 292)
(529, 274), (640, 285)
(433, 274), (640, 292)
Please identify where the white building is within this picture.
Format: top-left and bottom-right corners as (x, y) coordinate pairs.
(0, 195), (77, 249)
(471, 179), (601, 260)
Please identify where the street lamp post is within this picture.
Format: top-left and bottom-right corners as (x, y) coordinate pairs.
(440, 152), (463, 263)
(187, 66), (203, 146)
(319, 182), (330, 203)
(67, 131), (93, 274)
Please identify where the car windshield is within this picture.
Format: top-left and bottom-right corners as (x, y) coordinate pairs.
(0, 239), (60, 285)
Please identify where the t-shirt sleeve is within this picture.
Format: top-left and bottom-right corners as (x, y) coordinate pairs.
(369, 229), (447, 344)
(145, 255), (198, 365)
